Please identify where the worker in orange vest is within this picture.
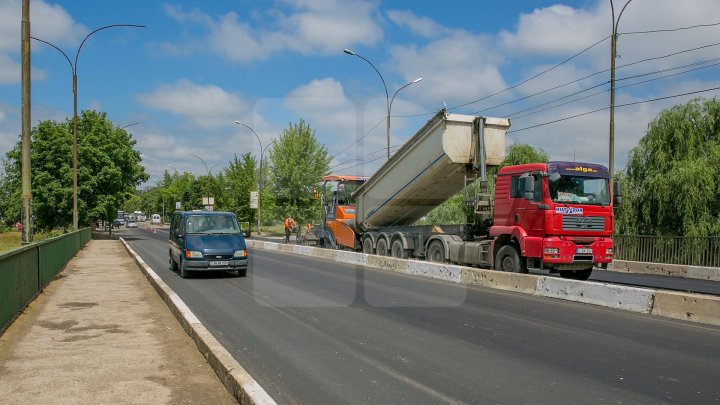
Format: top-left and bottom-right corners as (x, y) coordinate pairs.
(284, 215), (295, 243)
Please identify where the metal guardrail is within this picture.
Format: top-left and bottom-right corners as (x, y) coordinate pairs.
(0, 228), (91, 333)
(614, 235), (720, 268)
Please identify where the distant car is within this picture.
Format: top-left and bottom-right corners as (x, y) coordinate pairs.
(151, 214), (161, 224)
(127, 220), (138, 228)
(112, 219), (123, 228)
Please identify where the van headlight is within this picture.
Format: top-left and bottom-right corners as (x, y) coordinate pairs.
(185, 250), (203, 259)
(233, 249), (247, 258)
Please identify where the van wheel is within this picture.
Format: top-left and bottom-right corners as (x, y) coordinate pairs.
(391, 239), (408, 259)
(427, 241), (446, 263)
(179, 260), (189, 278)
(236, 268), (247, 277)
(169, 254), (178, 272)
(362, 237), (374, 254)
(495, 245), (528, 273)
(376, 239), (389, 256)
(560, 268), (593, 281)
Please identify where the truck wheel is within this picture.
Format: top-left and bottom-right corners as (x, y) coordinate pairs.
(376, 239), (389, 256)
(495, 245), (527, 273)
(391, 239), (408, 259)
(560, 268), (592, 281)
(362, 237), (374, 254)
(427, 241), (446, 263)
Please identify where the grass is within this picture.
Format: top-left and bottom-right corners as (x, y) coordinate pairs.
(0, 230), (67, 254)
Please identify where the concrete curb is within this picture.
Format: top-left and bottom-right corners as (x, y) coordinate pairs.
(249, 240), (720, 327)
(119, 238), (276, 405)
(610, 260), (720, 282)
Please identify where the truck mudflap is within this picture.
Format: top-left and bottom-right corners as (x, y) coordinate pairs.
(537, 236), (613, 268)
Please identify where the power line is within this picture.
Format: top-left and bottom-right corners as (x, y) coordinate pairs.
(330, 116), (385, 159)
(622, 21), (720, 35)
(506, 86), (720, 134)
(508, 58), (720, 119)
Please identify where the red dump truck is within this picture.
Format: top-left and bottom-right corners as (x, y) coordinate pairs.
(317, 110), (619, 280)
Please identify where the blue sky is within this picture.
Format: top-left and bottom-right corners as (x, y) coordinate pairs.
(1, 0), (719, 187)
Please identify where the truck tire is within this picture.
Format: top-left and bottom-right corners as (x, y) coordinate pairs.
(560, 268), (592, 281)
(362, 237), (374, 254)
(495, 245), (528, 273)
(427, 240), (446, 263)
(376, 239), (389, 256)
(391, 239), (408, 259)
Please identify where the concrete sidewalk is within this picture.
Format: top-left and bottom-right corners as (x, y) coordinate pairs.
(0, 239), (236, 404)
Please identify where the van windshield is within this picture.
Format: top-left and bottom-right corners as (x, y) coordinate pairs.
(185, 214), (240, 234)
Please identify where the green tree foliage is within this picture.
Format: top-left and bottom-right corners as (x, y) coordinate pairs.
(267, 120), (330, 223)
(222, 153), (257, 223)
(616, 98), (720, 236)
(420, 142), (549, 225)
(0, 110), (148, 230)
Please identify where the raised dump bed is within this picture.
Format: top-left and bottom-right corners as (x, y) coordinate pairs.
(354, 110), (509, 230)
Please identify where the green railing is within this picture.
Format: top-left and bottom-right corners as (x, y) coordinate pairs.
(614, 235), (720, 267)
(0, 228), (91, 333)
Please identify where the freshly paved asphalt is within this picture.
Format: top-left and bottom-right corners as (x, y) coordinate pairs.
(123, 226), (720, 404)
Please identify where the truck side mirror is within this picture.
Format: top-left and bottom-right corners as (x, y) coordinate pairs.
(613, 180), (622, 207)
(520, 175), (534, 200)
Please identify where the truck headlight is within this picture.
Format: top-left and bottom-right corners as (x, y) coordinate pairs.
(185, 250), (203, 259)
(544, 248), (559, 254)
(233, 250), (247, 258)
(605, 248), (613, 258)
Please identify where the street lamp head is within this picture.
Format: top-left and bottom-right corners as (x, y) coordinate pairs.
(412, 77), (423, 84)
(234, 120), (241, 124)
(343, 48), (356, 56)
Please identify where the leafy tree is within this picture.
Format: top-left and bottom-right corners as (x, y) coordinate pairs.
(617, 98), (720, 236)
(267, 119), (331, 223)
(420, 142), (549, 225)
(1, 110), (148, 230)
(222, 153), (258, 224)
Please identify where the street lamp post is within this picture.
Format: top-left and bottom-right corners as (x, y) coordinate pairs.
(235, 121), (266, 235)
(344, 49), (422, 160)
(190, 154), (219, 210)
(32, 23), (145, 231)
(609, 0), (632, 197)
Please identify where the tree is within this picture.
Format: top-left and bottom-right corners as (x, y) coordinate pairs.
(1, 110), (148, 230)
(420, 142), (549, 225)
(267, 120), (331, 223)
(617, 98), (720, 236)
(222, 153), (257, 224)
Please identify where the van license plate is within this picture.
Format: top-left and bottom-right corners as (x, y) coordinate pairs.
(209, 261), (229, 266)
(576, 248), (592, 254)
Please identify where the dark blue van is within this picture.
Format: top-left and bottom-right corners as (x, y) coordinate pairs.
(169, 211), (249, 278)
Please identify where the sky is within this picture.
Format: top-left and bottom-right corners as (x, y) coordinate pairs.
(0, 0), (719, 187)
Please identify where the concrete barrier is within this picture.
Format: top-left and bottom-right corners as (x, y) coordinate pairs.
(460, 268), (538, 295)
(651, 291), (720, 326)
(536, 277), (655, 313)
(610, 260), (720, 282)
(247, 240), (720, 326)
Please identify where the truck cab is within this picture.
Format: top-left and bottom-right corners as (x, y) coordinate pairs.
(491, 161), (616, 279)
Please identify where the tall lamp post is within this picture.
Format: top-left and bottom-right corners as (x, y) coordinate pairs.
(343, 48), (422, 160)
(190, 154), (219, 210)
(166, 164), (179, 218)
(235, 121), (267, 235)
(32, 23), (145, 231)
(609, 0), (632, 196)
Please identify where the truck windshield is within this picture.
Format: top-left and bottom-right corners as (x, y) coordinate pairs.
(549, 176), (610, 206)
(185, 215), (240, 234)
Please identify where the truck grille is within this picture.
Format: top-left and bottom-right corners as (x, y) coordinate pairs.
(562, 216), (605, 231)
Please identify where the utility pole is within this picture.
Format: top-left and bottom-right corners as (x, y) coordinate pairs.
(21, 0), (32, 244)
(609, 0), (633, 197)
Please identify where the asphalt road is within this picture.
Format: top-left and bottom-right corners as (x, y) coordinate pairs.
(120, 226), (720, 404)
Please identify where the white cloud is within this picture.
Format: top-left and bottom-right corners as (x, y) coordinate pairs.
(386, 9), (451, 39)
(159, 0), (383, 63)
(136, 79), (249, 129)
